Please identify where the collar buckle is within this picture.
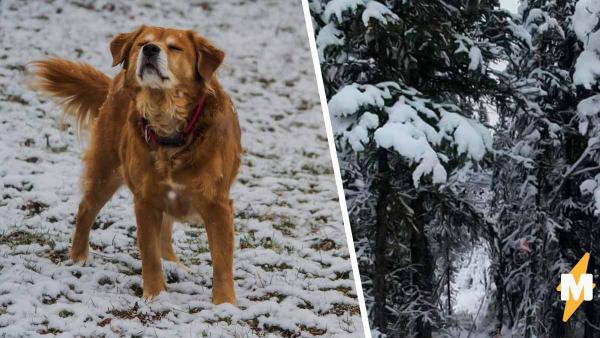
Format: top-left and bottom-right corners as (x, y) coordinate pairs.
(143, 125), (151, 144)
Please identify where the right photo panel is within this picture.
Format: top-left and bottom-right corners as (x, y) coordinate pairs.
(308, 0), (600, 337)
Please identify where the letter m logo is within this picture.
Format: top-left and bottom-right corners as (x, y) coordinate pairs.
(560, 274), (594, 301)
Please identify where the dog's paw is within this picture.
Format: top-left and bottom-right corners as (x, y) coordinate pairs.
(69, 248), (89, 264)
(212, 296), (237, 306)
(212, 289), (236, 305)
(144, 291), (169, 304)
(142, 281), (167, 300)
(142, 289), (166, 301)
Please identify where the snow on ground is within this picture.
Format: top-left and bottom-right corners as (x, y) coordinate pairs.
(0, 0), (362, 336)
(452, 246), (490, 320)
(436, 246), (493, 338)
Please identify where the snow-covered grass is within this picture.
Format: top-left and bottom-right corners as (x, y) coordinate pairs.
(0, 0), (362, 336)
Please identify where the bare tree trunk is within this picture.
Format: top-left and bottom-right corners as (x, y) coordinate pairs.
(373, 148), (390, 332)
(494, 232), (504, 337)
(446, 235), (452, 316)
(412, 194), (433, 338)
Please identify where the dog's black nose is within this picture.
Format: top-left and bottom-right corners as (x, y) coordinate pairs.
(143, 44), (160, 57)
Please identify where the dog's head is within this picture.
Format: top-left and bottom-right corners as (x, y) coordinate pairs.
(110, 25), (224, 90)
(110, 26), (224, 134)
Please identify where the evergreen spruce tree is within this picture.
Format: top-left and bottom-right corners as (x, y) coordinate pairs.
(311, 0), (510, 335)
(567, 1), (600, 336)
(489, 1), (574, 336)
(489, 0), (600, 336)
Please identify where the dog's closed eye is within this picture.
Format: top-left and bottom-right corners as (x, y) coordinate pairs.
(168, 45), (183, 52)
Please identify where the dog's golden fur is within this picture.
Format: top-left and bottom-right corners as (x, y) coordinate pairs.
(30, 25), (242, 304)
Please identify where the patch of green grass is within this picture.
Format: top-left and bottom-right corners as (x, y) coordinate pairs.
(272, 218), (296, 236)
(41, 295), (57, 305)
(334, 270), (351, 280)
(261, 323), (327, 337)
(320, 285), (354, 298)
(311, 239), (336, 251)
(44, 248), (69, 264)
(239, 232), (256, 249)
(59, 310), (73, 318)
(4, 181), (33, 192)
(255, 292), (287, 303)
(165, 269), (180, 283)
(97, 276), (113, 286)
(89, 242), (104, 252)
(184, 230), (210, 253)
(5, 94), (28, 105)
(259, 237), (283, 253)
(130, 283), (143, 298)
(20, 200), (48, 216)
(0, 303), (8, 316)
(108, 303), (169, 325)
(38, 320), (62, 335)
(301, 163), (330, 176)
(299, 325), (327, 336)
(259, 263), (293, 272)
(92, 219), (115, 230)
(0, 230), (55, 249)
(118, 265), (141, 276)
(257, 213), (276, 222)
(24, 260), (41, 273)
(326, 303), (361, 316)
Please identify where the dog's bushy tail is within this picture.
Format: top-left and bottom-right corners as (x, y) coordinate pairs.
(29, 58), (110, 129)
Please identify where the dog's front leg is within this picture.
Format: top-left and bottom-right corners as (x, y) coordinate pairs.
(134, 200), (166, 299)
(199, 199), (236, 305)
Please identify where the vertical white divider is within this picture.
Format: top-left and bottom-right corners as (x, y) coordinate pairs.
(299, 1), (372, 336)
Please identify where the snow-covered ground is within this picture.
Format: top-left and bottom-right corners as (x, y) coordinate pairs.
(0, 0), (362, 336)
(432, 245), (507, 338)
(440, 246), (493, 338)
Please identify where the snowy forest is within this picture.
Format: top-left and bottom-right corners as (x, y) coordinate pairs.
(310, 0), (600, 337)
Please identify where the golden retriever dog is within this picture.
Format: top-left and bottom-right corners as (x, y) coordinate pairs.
(30, 25), (242, 304)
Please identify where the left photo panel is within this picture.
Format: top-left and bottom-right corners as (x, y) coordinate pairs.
(0, 1), (363, 336)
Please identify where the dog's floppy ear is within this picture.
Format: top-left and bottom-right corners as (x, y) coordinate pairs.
(110, 25), (146, 68)
(190, 32), (225, 82)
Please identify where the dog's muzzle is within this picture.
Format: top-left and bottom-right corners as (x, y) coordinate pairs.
(143, 44), (160, 58)
(138, 44), (168, 81)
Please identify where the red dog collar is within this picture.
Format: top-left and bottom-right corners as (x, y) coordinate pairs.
(139, 94), (206, 147)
